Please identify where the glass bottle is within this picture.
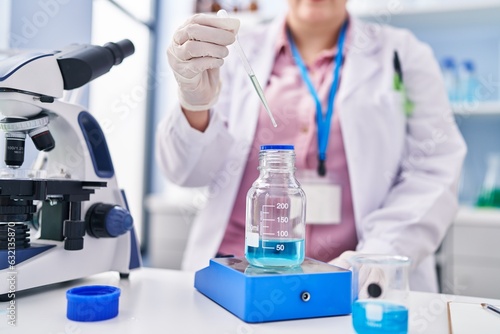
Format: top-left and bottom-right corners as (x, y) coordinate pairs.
(245, 145), (306, 268)
(477, 153), (500, 208)
(441, 57), (459, 102)
(459, 60), (478, 103)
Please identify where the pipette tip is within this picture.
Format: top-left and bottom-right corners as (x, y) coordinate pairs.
(218, 9), (278, 128)
(263, 105), (278, 127)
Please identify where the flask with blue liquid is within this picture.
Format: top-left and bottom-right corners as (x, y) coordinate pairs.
(245, 145), (306, 268)
(350, 255), (411, 334)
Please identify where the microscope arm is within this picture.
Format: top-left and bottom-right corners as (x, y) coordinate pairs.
(0, 39), (134, 98)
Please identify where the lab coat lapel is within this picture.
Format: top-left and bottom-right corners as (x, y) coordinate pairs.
(337, 19), (388, 229)
(337, 18), (381, 103)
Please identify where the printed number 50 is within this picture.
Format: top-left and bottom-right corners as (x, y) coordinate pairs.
(276, 244), (285, 251)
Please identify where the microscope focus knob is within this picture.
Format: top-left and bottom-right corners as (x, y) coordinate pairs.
(85, 203), (133, 238)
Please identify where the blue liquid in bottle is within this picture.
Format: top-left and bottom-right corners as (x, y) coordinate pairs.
(246, 239), (304, 268)
(352, 300), (408, 334)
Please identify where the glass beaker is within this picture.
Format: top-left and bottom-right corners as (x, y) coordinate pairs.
(476, 153), (500, 208)
(350, 255), (410, 334)
(245, 145), (306, 268)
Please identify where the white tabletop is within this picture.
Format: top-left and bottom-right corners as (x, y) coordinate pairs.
(1, 267), (499, 333)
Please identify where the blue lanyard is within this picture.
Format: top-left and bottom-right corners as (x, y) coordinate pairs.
(287, 21), (348, 176)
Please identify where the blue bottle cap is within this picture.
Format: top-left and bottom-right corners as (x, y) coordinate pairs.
(441, 57), (456, 69)
(463, 60), (475, 72)
(66, 285), (121, 322)
(260, 145), (294, 151)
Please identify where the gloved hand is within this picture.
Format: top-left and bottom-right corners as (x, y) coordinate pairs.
(329, 250), (358, 270)
(329, 251), (387, 300)
(167, 14), (240, 111)
(357, 265), (386, 299)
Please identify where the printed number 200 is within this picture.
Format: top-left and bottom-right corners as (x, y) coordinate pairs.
(276, 203), (289, 209)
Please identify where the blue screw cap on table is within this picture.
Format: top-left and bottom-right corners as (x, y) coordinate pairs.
(66, 285), (121, 322)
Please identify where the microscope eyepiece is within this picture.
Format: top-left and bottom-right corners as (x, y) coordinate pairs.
(57, 39), (135, 90)
(103, 40), (135, 66)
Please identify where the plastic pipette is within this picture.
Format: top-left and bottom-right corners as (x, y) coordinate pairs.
(217, 9), (278, 128)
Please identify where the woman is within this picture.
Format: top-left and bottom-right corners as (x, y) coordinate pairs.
(156, 0), (466, 292)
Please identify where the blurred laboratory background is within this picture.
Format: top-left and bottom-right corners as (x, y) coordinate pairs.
(1, 0), (500, 299)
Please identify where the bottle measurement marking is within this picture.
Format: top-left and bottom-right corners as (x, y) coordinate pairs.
(262, 240), (286, 251)
(259, 203), (290, 251)
(262, 239), (277, 250)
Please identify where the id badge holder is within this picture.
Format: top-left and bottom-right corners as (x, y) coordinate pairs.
(296, 169), (342, 225)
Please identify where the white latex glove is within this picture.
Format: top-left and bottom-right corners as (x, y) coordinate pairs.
(329, 251), (387, 300)
(167, 14), (240, 111)
(357, 265), (386, 299)
(329, 250), (358, 270)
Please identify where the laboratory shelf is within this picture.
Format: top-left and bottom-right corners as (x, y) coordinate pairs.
(454, 205), (500, 227)
(440, 205), (500, 298)
(349, 0), (500, 27)
(452, 101), (500, 115)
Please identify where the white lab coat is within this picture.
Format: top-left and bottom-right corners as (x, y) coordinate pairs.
(156, 16), (467, 292)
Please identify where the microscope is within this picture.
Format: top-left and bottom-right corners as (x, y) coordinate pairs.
(0, 40), (142, 300)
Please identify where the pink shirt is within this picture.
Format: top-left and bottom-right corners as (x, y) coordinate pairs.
(217, 21), (358, 262)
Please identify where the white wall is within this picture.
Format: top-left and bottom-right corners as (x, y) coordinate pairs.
(0, 0), (10, 49)
(8, 0), (91, 49)
(149, 0), (199, 195)
(259, 0), (288, 17)
(90, 0), (151, 242)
